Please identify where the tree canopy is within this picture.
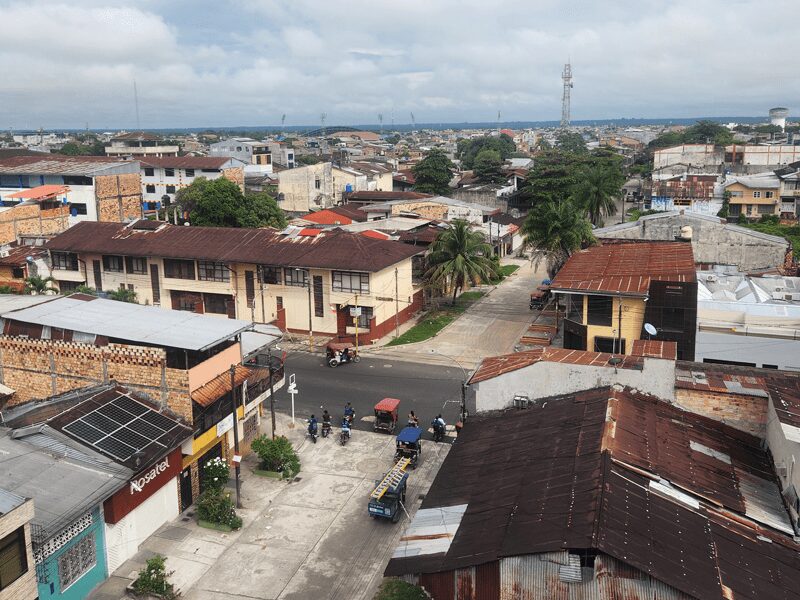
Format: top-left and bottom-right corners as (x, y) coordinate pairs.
(411, 148), (454, 196)
(649, 120), (734, 148)
(555, 131), (587, 154)
(180, 178), (287, 229)
(456, 134), (515, 169)
(473, 149), (505, 183)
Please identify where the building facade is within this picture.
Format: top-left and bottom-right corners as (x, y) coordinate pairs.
(0, 493), (37, 600)
(724, 173), (782, 218)
(104, 132), (178, 158)
(209, 138), (273, 173)
(277, 163), (333, 213)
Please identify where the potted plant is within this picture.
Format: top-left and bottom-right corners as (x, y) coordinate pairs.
(251, 435), (301, 479)
(196, 458), (243, 531)
(128, 555), (176, 599)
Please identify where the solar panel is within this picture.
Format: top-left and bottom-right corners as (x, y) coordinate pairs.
(98, 403), (134, 424)
(112, 395), (149, 417)
(140, 411), (176, 432)
(63, 420), (106, 444)
(96, 436), (136, 461)
(110, 428), (150, 451)
(83, 412), (120, 434)
(128, 419), (163, 440)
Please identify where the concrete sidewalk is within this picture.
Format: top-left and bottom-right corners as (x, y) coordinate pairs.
(90, 415), (449, 600)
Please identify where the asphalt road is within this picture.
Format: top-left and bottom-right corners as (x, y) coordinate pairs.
(272, 352), (464, 438)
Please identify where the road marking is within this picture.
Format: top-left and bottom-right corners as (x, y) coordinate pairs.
(383, 364), (393, 368)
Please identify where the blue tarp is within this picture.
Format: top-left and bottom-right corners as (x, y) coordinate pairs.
(396, 427), (422, 444)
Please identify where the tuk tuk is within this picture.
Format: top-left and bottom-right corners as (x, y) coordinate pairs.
(394, 427), (423, 469)
(326, 342), (360, 368)
(529, 283), (552, 310)
(374, 397), (400, 433)
(368, 457), (410, 523)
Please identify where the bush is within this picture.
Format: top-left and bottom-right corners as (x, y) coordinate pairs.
(132, 555), (176, 599)
(251, 435), (300, 476)
(374, 579), (428, 600)
(759, 214), (780, 225)
(196, 488), (243, 529)
(737, 213), (748, 224)
(201, 457), (230, 493)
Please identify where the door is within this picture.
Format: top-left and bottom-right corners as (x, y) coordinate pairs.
(313, 275), (323, 317)
(150, 264), (161, 304)
(92, 260), (103, 291)
(245, 270), (255, 308)
(180, 467), (193, 510)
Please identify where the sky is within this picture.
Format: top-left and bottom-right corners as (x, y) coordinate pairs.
(0, 0), (797, 129)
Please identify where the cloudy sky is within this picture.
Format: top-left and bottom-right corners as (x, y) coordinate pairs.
(1, 0), (796, 129)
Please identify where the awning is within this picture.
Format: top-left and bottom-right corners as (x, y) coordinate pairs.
(191, 365), (252, 407)
(0, 383), (15, 397)
(6, 185), (69, 201)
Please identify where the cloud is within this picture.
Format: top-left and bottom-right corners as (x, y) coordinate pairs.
(0, 0), (797, 127)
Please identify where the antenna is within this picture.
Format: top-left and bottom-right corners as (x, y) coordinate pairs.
(497, 110), (501, 133)
(133, 80), (141, 130)
(391, 107), (395, 129)
(281, 113), (286, 135)
(560, 62), (573, 128)
(320, 112), (327, 138)
(410, 112), (416, 132)
(378, 113), (384, 135)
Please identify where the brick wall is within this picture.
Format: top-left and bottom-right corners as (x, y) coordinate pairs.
(222, 167), (245, 192)
(0, 337), (192, 421)
(674, 388), (767, 437)
(95, 173), (143, 222)
(0, 203), (71, 245)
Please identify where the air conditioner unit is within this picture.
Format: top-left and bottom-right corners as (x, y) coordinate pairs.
(706, 275), (717, 283)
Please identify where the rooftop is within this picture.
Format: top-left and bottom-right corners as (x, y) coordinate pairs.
(0, 155), (139, 177)
(0, 488), (27, 516)
(111, 131), (163, 142)
(5, 184), (69, 201)
(551, 241), (696, 296)
(46, 221), (424, 273)
(344, 191), (429, 202)
(386, 388), (799, 598)
(299, 205), (368, 226)
(138, 156), (244, 170)
(1, 294), (252, 352)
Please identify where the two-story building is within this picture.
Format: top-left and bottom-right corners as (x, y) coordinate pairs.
(776, 163), (800, 220)
(44, 221), (425, 343)
(139, 156), (246, 213)
(552, 241), (697, 360)
(209, 138), (273, 174)
(104, 131), (179, 158)
(724, 173), (782, 218)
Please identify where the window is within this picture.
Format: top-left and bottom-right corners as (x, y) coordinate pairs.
(758, 204), (775, 215)
(165, 185), (176, 194)
(11, 267), (23, 279)
(62, 175), (92, 186)
(164, 168), (175, 177)
(58, 535), (95, 592)
(164, 259), (195, 280)
(258, 266), (281, 285)
(58, 280), (81, 294)
(102, 255), (124, 272)
(172, 290), (199, 311)
(313, 275), (323, 317)
(729, 190), (743, 197)
(204, 293), (230, 314)
(0, 528), (28, 591)
(236, 146), (242, 151)
(753, 191), (761, 198)
(728, 204), (742, 216)
(350, 306), (374, 329)
(52, 252), (78, 271)
(594, 336), (624, 354)
(284, 268), (308, 287)
(145, 184), (156, 194)
(143, 167), (154, 177)
(587, 296), (613, 326)
(276, 296), (283, 310)
(185, 169), (195, 177)
(661, 306), (685, 332)
(125, 256), (148, 275)
(197, 260), (229, 282)
(70, 203), (88, 215)
(567, 295), (584, 322)
(332, 271), (369, 294)
(765, 191), (774, 199)
(315, 178), (321, 189)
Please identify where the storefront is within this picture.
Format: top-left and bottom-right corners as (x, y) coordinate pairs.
(103, 448), (183, 573)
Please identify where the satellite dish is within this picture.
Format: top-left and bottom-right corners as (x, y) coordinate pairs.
(644, 323), (657, 337)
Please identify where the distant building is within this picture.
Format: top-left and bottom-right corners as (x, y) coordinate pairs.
(726, 144), (800, 172)
(331, 162), (393, 204)
(653, 144), (723, 171)
(724, 173), (782, 218)
(104, 131), (178, 158)
(209, 138), (273, 173)
(277, 162), (333, 213)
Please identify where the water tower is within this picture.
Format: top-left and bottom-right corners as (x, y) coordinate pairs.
(769, 107), (789, 131)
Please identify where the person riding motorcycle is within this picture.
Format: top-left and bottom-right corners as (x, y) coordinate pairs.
(321, 410), (331, 436)
(308, 414), (318, 436)
(340, 416), (351, 440)
(408, 410), (419, 428)
(344, 402), (356, 425)
(340, 347), (351, 363)
(431, 414), (446, 438)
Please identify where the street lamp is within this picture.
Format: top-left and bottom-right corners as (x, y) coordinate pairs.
(428, 349), (470, 424)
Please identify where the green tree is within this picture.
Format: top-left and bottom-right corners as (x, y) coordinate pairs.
(457, 134), (515, 169)
(411, 149), (454, 196)
(107, 287), (138, 303)
(521, 200), (595, 279)
(555, 131), (587, 154)
(649, 120), (734, 149)
(241, 192), (288, 229)
(572, 165), (621, 226)
(425, 220), (496, 305)
(185, 178), (287, 228)
(295, 154), (321, 166)
(515, 150), (583, 208)
(23, 275), (58, 295)
(473, 149), (505, 183)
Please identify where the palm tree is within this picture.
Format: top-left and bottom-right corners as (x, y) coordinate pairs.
(107, 288), (138, 303)
(572, 165), (620, 226)
(425, 220), (497, 305)
(521, 199), (595, 279)
(23, 275), (58, 295)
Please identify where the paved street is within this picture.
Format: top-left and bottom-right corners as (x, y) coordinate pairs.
(90, 414), (450, 600)
(370, 257), (548, 369)
(275, 352), (465, 435)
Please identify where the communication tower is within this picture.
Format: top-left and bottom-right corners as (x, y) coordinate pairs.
(561, 62), (573, 128)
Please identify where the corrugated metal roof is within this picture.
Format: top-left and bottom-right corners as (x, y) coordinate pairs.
(5, 184), (69, 200)
(1, 295), (252, 351)
(138, 156), (241, 169)
(551, 242), (696, 296)
(392, 505), (467, 560)
(0, 155), (139, 176)
(45, 221), (424, 273)
(0, 487), (26, 515)
(191, 365), (252, 407)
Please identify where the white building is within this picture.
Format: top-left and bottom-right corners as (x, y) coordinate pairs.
(105, 131), (179, 158)
(209, 138), (274, 174)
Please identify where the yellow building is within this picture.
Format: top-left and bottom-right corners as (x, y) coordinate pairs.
(724, 174), (781, 218)
(552, 241), (698, 361)
(45, 221), (425, 343)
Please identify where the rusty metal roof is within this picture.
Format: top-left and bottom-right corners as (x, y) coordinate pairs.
(191, 365), (252, 407)
(386, 388), (800, 598)
(45, 221), (423, 272)
(5, 184), (69, 200)
(767, 376), (800, 429)
(0, 155), (138, 176)
(469, 348), (644, 384)
(551, 242), (696, 296)
(138, 156), (238, 169)
(630, 339), (677, 360)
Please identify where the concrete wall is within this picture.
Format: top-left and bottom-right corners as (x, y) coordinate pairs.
(596, 214), (788, 271)
(470, 358), (676, 413)
(765, 398), (800, 501)
(278, 163), (333, 213)
(653, 144), (723, 170)
(0, 498), (37, 600)
(695, 330), (800, 371)
(450, 188), (508, 211)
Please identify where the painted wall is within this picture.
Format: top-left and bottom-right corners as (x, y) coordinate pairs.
(277, 163), (333, 213)
(695, 330), (800, 371)
(0, 498), (37, 600)
(37, 506), (108, 600)
(568, 294), (646, 355)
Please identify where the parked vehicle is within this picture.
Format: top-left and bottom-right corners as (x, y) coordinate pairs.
(374, 397), (400, 433)
(368, 458), (410, 523)
(326, 342), (361, 368)
(529, 282), (552, 310)
(394, 427), (423, 469)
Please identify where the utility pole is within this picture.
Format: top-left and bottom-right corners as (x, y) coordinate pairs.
(267, 346), (277, 439)
(616, 297), (623, 355)
(229, 364), (242, 508)
(354, 293), (359, 353)
(306, 275), (313, 350)
(394, 268), (400, 340)
(560, 62), (573, 129)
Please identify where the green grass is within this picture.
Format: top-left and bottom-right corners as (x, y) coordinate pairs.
(386, 291), (485, 346)
(740, 221), (800, 259)
(487, 263), (520, 284)
(374, 580), (428, 600)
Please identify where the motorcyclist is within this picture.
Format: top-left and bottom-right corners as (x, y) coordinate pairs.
(321, 410), (331, 435)
(431, 414), (445, 437)
(341, 347), (351, 363)
(341, 416), (351, 439)
(308, 414), (318, 436)
(408, 410), (419, 428)
(344, 402), (355, 425)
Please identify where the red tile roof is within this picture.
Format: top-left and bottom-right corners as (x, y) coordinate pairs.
(551, 242), (696, 296)
(469, 347), (644, 384)
(5, 185), (69, 201)
(301, 205), (367, 225)
(191, 365), (253, 407)
(630, 339), (677, 360)
(360, 230), (391, 240)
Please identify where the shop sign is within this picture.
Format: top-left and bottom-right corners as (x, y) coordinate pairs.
(130, 455), (171, 495)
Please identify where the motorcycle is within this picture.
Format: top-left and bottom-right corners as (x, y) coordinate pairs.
(307, 420), (318, 444)
(321, 421), (331, 438)
(340, 422), (351, 446)
(432, 422), (445, 443)
(326, 343), (361, 368)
